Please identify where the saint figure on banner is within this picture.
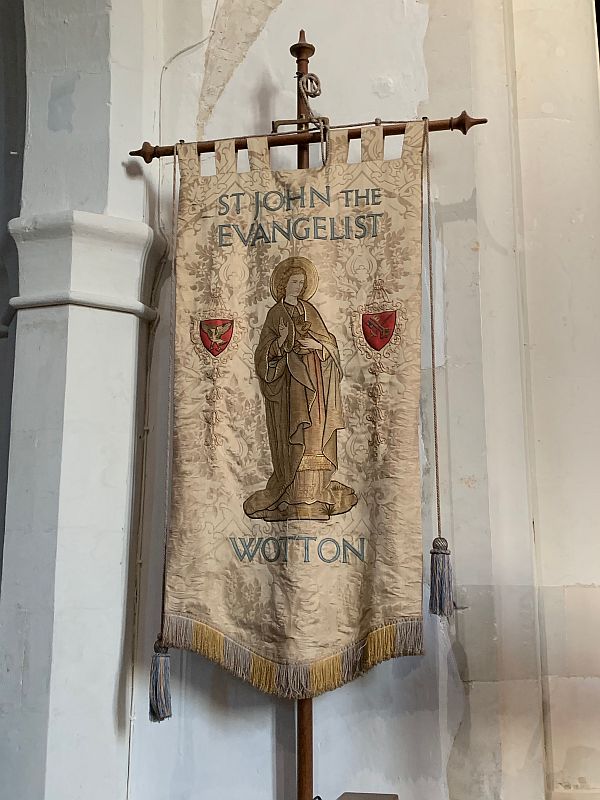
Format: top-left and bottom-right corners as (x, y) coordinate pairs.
(243, 256), (357, 522)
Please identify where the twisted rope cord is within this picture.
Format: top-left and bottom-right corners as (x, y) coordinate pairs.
(424, 118), (443, 541)
(157, 146), (179, 645)
(297, 72), (328, 166)
(298, 72), (321, 106)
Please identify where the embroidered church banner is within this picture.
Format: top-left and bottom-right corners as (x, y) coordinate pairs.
(163, 122), (426, 698)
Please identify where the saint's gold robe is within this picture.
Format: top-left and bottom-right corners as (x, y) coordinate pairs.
(243, 298), (357, 521)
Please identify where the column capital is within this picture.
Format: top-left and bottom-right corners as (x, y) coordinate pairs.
(8, 211), (156, 321)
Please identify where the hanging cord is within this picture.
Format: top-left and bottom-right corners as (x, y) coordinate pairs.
(151, 5), (220, 305)
(424, 120), (442, 542)
(297, 71), (329, 165)
(148, 146), (180, 723)
(164, 143), (179, 614)
(423, 118), (454, 618)
(157, 145), (179, 640)
(159, 145), (179, 632)
(141, 8), (220, 732)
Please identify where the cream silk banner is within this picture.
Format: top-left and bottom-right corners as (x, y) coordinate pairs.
(162, 122), (426, 698)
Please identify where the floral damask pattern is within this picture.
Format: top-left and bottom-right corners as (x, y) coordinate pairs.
(164, 124), (426, 683)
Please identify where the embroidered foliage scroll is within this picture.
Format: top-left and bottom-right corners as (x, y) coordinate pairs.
(164, 122), (426, 698)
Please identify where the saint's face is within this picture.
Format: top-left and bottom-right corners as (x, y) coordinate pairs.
(285, 272), (306, 300)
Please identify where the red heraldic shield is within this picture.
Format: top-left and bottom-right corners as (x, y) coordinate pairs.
(361, 310), (397, 352)
(199, 318), (234, 357)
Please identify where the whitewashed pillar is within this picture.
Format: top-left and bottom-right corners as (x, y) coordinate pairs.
(0, 211), (154, 799)
(0, 0), (161, 796)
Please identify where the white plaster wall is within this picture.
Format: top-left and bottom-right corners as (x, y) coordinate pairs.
(512, 1), (600, 796)
(20, 1), (111, 216)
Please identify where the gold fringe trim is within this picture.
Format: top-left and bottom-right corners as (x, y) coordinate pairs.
(162, 614), (423, 699)
(251, 653), (277, 695)
(364, 621), (397, 669)
(192, 621), (224, 663)
(310, 653), (343, 695)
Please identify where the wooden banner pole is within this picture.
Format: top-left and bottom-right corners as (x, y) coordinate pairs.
(129, 110), (486, 163)
(291, 31), (315, 800)
(290, 28), (314, 170)
(297, 691), (314, 800)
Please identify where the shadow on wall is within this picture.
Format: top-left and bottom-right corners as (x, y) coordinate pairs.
(0, 0), (26, 582)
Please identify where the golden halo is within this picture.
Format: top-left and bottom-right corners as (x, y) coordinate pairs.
(269, 256), (319, 302)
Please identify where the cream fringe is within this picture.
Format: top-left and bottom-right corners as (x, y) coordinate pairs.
(162, 613), (423, 698)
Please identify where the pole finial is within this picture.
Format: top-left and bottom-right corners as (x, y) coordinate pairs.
(290, 29), (315, 60)
(450, 110), (488, 135)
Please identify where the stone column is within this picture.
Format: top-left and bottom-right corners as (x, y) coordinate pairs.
(0, 0), (161, 797)
(0, 211), (154, 799)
